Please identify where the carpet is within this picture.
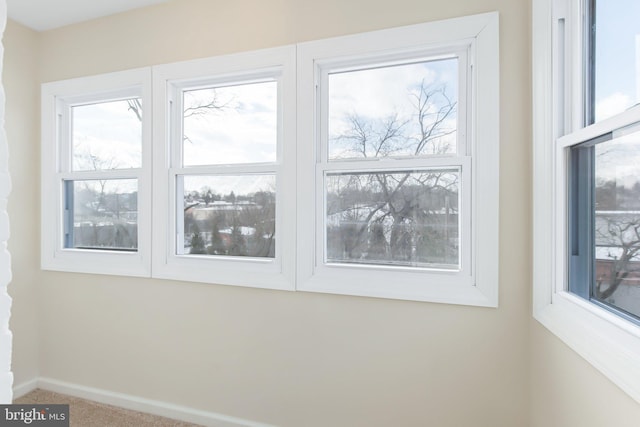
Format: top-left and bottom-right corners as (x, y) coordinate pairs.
(13, 388), (203, 426)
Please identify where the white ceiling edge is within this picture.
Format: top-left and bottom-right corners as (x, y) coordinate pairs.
(7, 0), (170, 32)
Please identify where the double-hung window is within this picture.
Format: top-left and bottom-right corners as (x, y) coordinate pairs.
(41, 69), (152, 276)
(567, 0), (640, 322)
(297, 12), (499, 305)
(151, 46), (296, 290)
(41, 13), (499, 306)
(533, 0), (640, 402)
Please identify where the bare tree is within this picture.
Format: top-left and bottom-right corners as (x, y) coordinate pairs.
(182, 187), (276, 258)
(126, 92), (229, 144)
(334, 113), (407, 158)
(592, 172), (640, 308)
(411, 83), (457, 155)
(327, 82), (458, 266)
(595, 214), (640, 300)
(127, 98), (142, 121)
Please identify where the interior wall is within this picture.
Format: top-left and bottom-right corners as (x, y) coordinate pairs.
(530, 322), (640, 426)
(14, 0), (530, 425)
(4, 19), (40, 391)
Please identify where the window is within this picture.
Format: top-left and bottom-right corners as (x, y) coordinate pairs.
(151, 46), (296, 290)
(297, 12), (499, 305)
(573, 1), (640, 322)
(533, 0), (640, 402)
(324, 57), (465, 272)
(41, 69), (152, 276)
(179, 81), (277, 259)
(568, 125), (640, 324)
(588, 0), (640, 123)
(41, 13), (499, 305)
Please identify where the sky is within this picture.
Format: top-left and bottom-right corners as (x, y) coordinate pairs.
(181, 57), (459, 195)
(596, 128), (640, 188)
(67, 0), (639, 166)
(72, 99), (141, 171)
(71, 10), (640, 200)
(182, 81), (278, 166)
(592, 1), (640, 207)
(67, 55), (461, 200)
(328, 57), (458, 159)
(594, 0), (640, 121)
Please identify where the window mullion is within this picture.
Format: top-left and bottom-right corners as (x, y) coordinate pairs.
(172, 164), (280, 176)
(59, 169), (141, 181)
(320, 157), (467, 173)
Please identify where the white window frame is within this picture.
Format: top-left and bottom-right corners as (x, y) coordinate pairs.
(151, 46), (297, 291)
(296, 12), (499, 306)
(41, 68), (152, 277)
(41, 13), (499, 307)
(532, 0), (640, 403)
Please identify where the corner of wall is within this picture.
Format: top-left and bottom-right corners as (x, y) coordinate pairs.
(0, 0), (13, 404)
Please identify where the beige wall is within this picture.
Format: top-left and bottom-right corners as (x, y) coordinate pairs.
(7, 1), (640, 424)
(5, 20), (40, 389)
(9, 0), (623, 425)
(530, 322), (640, 427)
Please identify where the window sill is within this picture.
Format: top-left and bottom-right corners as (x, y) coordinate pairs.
(534, 291), (640, 402)
(41, 249), (151, 278)
(299, 273), (495, 306)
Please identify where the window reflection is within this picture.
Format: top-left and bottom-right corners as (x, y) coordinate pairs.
(593, 128), (640, 318)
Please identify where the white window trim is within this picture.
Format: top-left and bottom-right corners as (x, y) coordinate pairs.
(41, 13), (499, 307)
(41, 68), (153, 277)
(151, 46), (297, 291)
(296, 12), (499, 306)
(532, 0), (640, 403)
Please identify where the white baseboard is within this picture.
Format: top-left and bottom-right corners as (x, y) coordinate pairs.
(12, 378), (38, 399)
(35, 377), (275, 427)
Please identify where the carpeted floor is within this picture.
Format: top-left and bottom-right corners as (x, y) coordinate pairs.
(13, 389), (203, 426)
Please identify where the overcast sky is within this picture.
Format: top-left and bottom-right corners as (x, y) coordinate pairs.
(328, 57), (458, 159)
(594, 0), (640, 121)
(183, 81), (278, 166)
(72, 99), (141, 171)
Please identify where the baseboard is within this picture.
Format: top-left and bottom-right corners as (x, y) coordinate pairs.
(37, 377), (274, 427)
(12, 378), (38, 399)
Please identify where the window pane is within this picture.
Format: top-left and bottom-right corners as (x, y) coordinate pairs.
(328, 58), (458, 160)
(182, 175), (276, 258)
(72, 99), (142, 170)
(592, 0), (640, 122)
(182, 81), (278, 166)
(593, 129), (640, 318)
(326, 169), (459, 269)
(65, 179), (138, 251)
